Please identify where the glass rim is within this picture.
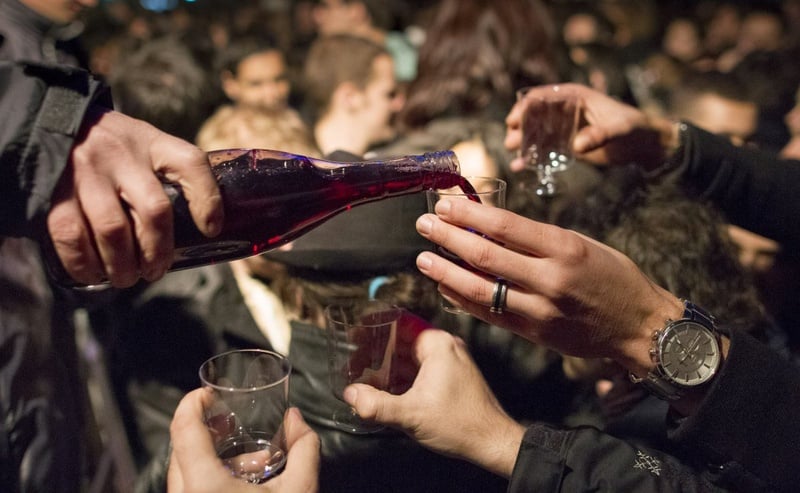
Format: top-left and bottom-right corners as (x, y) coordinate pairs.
(324, 300), (403, 328)
(430, 176), (507, 196)
(198, 348), (291, 392)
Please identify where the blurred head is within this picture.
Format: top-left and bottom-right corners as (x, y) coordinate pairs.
(561, 7), (615, 47)
(22, 0), (97, 25)
(109, 37), (215, 143)
(662, 17), (703, 63)
(312, 0), (393, 34)
(304, 34), (403, 145)
(735, 8), (785, 55)
(218, 36), (290, 112)
(668, 71), (757, 146)
(400, 0), (559, 130)
(196, 105), (319, 156)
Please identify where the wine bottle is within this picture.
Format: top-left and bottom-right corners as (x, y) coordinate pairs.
(47, 148), (464, 287)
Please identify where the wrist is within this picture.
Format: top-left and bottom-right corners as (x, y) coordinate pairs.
(641, 117), (684, 173)
(470, 416), (526, 479)
(616, 291), (684, 378)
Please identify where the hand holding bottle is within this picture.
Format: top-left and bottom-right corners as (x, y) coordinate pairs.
(46, 106), (224, 287)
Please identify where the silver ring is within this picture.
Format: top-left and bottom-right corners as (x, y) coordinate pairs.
(490, 279), (509, 314)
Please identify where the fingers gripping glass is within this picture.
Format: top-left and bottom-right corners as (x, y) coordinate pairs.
(199, 349), (291, 484)
(324, 300), (401, 433)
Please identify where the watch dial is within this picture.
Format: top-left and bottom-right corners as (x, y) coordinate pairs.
(658, 322), (721, 386)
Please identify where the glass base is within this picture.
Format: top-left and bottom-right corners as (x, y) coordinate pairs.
(333, 407), (385, 434)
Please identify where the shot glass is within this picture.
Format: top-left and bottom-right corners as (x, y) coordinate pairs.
(199, 349), (291, 483)
(516, 86), (580, 197)
(325, 299), (401, 433)
(426, 176), (507, 314)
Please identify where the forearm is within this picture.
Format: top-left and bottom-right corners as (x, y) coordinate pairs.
(508, 423), (724, 492)
(657, 122), (800, 249)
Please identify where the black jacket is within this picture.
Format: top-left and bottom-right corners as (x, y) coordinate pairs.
(0, 2), (108, 491)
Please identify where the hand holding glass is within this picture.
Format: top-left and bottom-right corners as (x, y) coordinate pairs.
(426, 176), (507, 314)
(199, 349), (291, 483)
(325, 300), (401, 433)
(517, 86), (580, 197)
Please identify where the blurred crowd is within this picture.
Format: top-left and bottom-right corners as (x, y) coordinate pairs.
(6, 0), (800, 491)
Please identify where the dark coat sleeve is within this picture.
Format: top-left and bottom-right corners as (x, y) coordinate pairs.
(0, 61), (110, 238)
(667, 328), (800, 493)
(672, 123), (800, 251)
(507, 423), (727, 492)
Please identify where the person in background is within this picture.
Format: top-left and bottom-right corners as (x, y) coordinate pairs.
(108, 36), (218, 143)
(301, 34), (404, 157)
(311, 0), (418, 83)
(215, 34), (292, 113)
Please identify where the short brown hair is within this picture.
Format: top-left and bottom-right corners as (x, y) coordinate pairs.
(302, 34), (388, 117)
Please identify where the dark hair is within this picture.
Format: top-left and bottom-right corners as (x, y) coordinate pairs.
(557, 167), (770, 335)
(215, 33), (281, 76)
(399, 0), (560, 130)
(302, 34), (388, 117)
(667, 69), (752, 115)
(109, 36), (215, 142)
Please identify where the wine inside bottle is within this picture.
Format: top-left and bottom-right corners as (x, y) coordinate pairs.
(46, 148), (465, 287)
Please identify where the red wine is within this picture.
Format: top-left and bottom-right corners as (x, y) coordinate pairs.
(47, 149), (464, 287)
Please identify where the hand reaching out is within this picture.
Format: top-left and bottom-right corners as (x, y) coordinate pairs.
(344, 329), (525, 479)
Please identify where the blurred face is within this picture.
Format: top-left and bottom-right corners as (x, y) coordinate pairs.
(223, 50), (290, 112)
(737, 13), (784, 54)
(313, 0), (359, 35)
(662, 19), (702, 63)
(682, 94), (757, 147)
(359, 54), (403, 145)
(563, 14), (600, 46)
(23, 0), (97, 24)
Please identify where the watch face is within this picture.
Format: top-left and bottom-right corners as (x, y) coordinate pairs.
(657, 321), (721, 387)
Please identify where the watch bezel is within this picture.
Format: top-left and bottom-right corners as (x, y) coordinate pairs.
(654, 319), (721, 388)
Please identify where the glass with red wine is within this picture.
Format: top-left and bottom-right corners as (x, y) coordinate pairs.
(426, 176), (507, 314)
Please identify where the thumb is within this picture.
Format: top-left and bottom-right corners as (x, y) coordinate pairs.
(573, 125), (608, 154)
(343, 383), (406, 427)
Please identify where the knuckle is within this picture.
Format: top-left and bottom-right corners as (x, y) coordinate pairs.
(94, 215), (131, 247)
(470, 242), (495, 271)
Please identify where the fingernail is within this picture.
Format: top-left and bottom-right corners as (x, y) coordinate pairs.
(416, 252), (433, 270)
(437, 199), (452, 215)
(417, 215), (433, 235)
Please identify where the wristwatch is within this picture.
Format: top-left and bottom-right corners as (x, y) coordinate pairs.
(630, 300), (722, 400)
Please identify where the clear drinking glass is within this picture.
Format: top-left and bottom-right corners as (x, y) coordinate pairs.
(324, 299), (402, 434)
(199, 349), (291, 483)
(516, 86), (580, 197)
(426, 176), (507, 314)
